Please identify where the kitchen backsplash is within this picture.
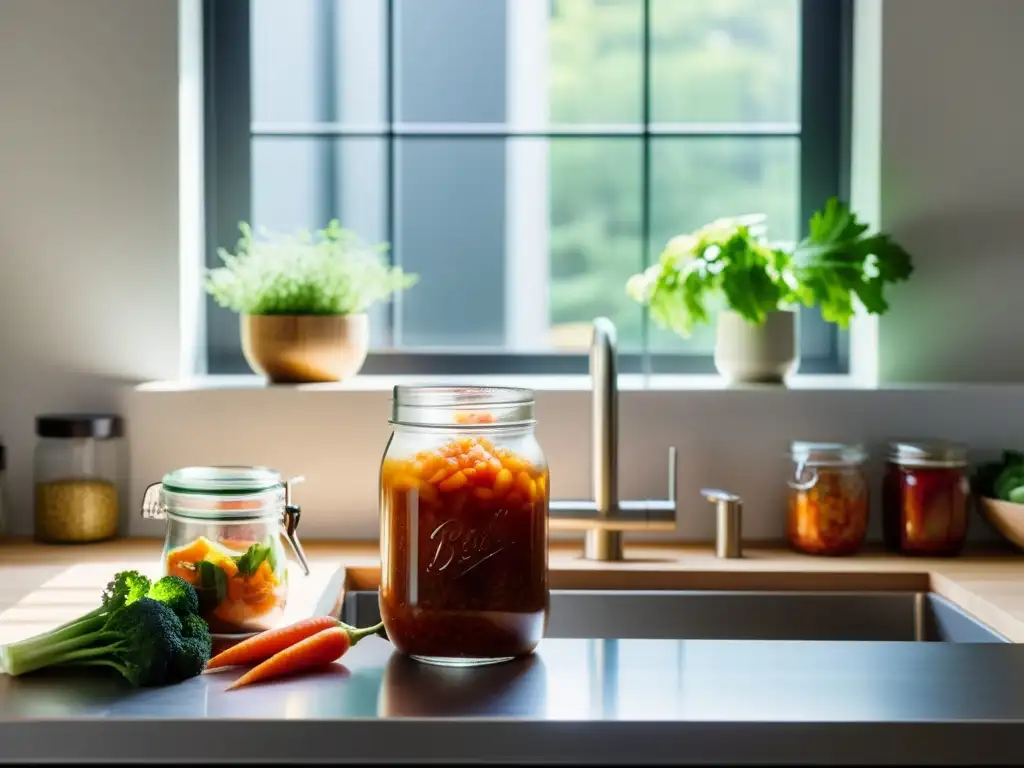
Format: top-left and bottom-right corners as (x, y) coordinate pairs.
(28, 381), (1004, 545)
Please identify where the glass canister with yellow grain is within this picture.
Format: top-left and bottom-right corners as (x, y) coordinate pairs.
(787, 441), (869, 556)
(379, 386), (550, 667)
(34, 414), (124, 543)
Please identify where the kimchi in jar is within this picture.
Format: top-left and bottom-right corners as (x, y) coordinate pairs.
(787, 442), (869, 556)
(379, 386), (549, 667)
(883, 441), (969, 556)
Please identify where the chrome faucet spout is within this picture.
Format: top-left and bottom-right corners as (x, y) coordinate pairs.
(588, 318), (622, 560)
(548, 317), (678, 561)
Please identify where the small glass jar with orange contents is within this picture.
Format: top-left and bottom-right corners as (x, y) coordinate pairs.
(141, 466), (310, 638)
(787, 442), (869, 556)
(379, 386), (549, 667)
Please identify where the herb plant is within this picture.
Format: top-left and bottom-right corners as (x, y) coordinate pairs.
(206, 220), (417, 316)
(626, 198), (914, 337)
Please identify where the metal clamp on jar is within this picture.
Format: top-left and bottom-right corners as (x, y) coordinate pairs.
(141, 466), (309, 638)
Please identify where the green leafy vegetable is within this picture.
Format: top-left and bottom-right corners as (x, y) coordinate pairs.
(626, 198), (914, 336)
(266, 540), (279, 574)
(233, 541), (274, 578)
(206, 220), (418, 316)
(0, 573), (212, 687)
(791, 198), (914, 327)
(973, 450), (1024, 502)
(196, 561), (228, 612)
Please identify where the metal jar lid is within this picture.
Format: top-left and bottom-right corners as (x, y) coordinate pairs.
(790, 441), (867, 466)
(36, 414), (123, 440)
(887, 440), (967, 468)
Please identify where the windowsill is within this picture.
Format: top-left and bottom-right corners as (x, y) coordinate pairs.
(133, 373), (1021, 395)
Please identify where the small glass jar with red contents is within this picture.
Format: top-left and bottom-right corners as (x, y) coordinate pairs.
(787, 442), (869, 556)
(379, 386), (549, 667)
(883, 441), (969, 556)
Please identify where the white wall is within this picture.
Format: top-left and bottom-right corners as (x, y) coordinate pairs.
(2, 0), (1024, 543)
(877, 0), (1024, 383)
(0, 0), (181, 533)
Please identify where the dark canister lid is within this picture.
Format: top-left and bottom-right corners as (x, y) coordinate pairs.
(36, 414), (124, 440)
(887, 440), (967, 467)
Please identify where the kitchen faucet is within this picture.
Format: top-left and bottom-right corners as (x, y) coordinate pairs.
(548, 317), (678, 561)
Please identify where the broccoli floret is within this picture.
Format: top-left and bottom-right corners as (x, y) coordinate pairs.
(106, 570), (153, 610)
(46, 570), (152, 638)
(171, 614), (213, 681)
(98, 598), (185, 686)
(0, 571), (213, 687)
(147, 575), (200, 619)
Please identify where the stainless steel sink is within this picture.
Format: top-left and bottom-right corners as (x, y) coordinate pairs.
(339, 590), (1008, 643)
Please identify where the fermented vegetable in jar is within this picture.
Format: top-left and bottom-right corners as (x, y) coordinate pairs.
(141, 466), (310, 637)
(380, 386), (549, 667)
(883, 441), (969, 556)
(787, 442), (868, 556)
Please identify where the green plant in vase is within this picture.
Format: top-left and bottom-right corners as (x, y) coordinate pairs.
(206, 220), (417, 383)
(626, 198), (914, 384)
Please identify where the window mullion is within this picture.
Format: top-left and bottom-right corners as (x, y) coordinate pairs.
(640, 0), (652, 377)
(385, 0), (400, 348)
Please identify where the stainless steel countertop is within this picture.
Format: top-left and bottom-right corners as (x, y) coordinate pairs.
(4, 636), (1024, 764)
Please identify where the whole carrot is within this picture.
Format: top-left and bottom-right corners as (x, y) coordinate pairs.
(227, 622), (383, 690)
(206, 616), (345, 670)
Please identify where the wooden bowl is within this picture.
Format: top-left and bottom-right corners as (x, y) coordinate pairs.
(978, 496), (1024, 550)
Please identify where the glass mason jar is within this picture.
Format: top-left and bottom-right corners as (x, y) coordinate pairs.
(34, 414), (124, 543)
(380, 386), (550, 667)
(787, 442), (869, 556)
(141, 466), (310, 637)
(883, 441), (969, 556)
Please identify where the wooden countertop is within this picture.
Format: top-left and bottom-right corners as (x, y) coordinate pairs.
(2, 538), (1024, 642)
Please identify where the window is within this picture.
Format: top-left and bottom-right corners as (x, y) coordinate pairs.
(204, 0), (850, 375)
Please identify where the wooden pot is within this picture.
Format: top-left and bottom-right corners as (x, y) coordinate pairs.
(241, 314), (369, 384)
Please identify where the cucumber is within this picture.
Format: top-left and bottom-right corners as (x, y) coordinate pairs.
(1008, 485), (1024, 505)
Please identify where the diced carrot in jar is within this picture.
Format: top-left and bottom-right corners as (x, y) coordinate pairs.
(493, 468), (514, 496)
(439, 471), (468, 493)
(515, 471), (536, 501)
(474, 487), (495, 500)
(217, 556), (240, 579)
(422, 455), (446, 476)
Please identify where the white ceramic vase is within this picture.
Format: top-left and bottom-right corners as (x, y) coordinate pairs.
(714, 309), (799, 386)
